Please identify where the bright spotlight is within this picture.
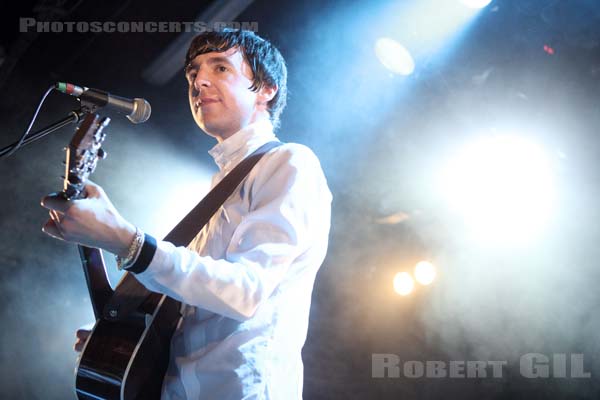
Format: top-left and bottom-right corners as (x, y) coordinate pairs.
(393, 272), (415, 296)
(440, 135), (555, 243)
(374, 38), (415, 76)
(459, 0), (492, 9)
(414, 261), (436, 285)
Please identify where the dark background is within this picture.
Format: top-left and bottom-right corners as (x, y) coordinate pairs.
(1, 0), (600, 398)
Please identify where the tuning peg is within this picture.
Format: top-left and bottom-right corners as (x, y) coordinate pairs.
(97, 148), (107, 159)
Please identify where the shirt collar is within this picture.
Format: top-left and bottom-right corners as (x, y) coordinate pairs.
(208, 119), (277, 172)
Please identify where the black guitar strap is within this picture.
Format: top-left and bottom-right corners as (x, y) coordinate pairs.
(103, 140), (283, 320)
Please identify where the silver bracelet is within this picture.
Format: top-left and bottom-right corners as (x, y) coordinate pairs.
(116, 227), (144, 270)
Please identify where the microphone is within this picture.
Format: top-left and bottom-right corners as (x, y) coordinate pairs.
(55, 82), (151, 124)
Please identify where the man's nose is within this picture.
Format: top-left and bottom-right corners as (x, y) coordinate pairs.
(193, 73), (211, 91)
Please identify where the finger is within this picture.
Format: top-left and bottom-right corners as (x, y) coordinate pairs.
(74, 339), (85, 353)
(76, 329), (92, 340)
(49, 209), (63, 222)
(83, 180), (103, 198)
(40, 193), (72, 213)
(42, 219), (65, 240)
(48, 210), (67, 237)
(74, 329), (91, 352)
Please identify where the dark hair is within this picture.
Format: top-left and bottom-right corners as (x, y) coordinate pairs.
(185, 29), (288, 130)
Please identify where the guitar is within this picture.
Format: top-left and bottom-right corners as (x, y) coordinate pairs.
(60, 113), (181, 400)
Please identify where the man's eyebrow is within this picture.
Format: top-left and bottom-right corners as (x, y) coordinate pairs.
(186, 56), (234, 72)
(205, 56), (234, 66)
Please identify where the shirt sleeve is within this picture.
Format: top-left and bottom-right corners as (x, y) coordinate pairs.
(131, 144), (331, 321)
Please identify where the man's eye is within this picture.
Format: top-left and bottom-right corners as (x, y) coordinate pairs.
(187, 72), (196, 83)
(217, 65), (228, 72)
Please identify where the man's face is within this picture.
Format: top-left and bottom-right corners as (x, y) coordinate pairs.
(185, 47), (265, 141)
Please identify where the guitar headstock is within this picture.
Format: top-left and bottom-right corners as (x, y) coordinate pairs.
(63, 114), (111, 200)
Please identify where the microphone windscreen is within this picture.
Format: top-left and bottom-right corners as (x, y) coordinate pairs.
(128, 98), (152, 124)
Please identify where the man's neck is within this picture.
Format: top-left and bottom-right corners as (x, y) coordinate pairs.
(211, 114), (271, 143)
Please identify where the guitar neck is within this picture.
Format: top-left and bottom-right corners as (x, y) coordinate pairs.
(78, 245), (113, 320)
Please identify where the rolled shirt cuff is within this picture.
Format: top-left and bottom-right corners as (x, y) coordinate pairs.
(124, 233), (157, 274)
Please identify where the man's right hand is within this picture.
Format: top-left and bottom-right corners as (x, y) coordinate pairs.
(74, 328), (92, 353)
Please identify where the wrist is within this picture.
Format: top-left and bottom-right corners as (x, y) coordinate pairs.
(116, 226), (144, 271)
(115, 222), (137, 258)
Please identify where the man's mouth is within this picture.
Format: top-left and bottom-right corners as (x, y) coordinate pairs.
(195, 98), (219, 110)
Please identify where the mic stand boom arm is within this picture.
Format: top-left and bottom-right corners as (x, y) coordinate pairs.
(0, 109), (86, 158)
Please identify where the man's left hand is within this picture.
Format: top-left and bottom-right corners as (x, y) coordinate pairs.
(41, 181), (136, 257)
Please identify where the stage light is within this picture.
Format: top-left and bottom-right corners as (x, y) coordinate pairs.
(374, 37), (415, 76)
(393, 272), (415, 296)
(414, 261), (436, 285)
(459, 0), (492, 9)
(440, 134), (555, 243)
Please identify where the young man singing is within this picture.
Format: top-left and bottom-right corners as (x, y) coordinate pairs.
(41, 29), (331, 399)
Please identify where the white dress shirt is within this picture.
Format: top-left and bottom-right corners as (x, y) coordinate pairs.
(134, 119), (332, 399)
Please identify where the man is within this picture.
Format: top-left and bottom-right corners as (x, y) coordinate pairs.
(41, 29), (331, 399)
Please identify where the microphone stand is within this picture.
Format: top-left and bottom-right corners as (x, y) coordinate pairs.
(0, 109), (86, 158)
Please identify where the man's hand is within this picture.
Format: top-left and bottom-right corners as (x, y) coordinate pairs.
(74, 328), (92, 353)
(41, 181), (136, 257)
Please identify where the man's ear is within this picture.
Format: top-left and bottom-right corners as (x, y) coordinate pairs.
(257, 85), (278, 108)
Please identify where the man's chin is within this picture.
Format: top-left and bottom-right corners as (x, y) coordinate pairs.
(197, 121), (226, 141)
